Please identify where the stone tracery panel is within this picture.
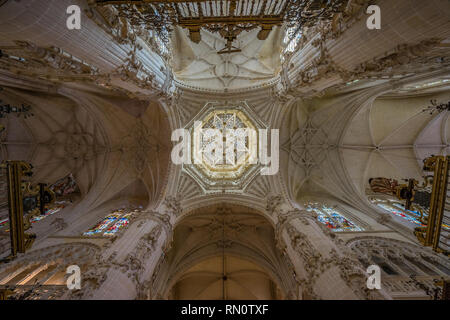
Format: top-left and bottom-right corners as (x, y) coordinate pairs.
(0, 243), (101, 300)
(348, 237), (450, 299)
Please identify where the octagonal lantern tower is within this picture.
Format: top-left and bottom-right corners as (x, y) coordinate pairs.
(183, 101), (267, 193)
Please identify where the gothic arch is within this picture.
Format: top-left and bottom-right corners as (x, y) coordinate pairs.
(165, 253), (286, 300)
(153, 204), (298, 300)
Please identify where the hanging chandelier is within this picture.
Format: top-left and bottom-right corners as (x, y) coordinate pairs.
(93, 0), (347, 52)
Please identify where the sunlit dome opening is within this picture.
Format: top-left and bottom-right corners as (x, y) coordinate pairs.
(183, 102), (266, 192)
(194, 109), (257, 180)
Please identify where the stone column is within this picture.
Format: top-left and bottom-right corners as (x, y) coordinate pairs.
(277, 210), (383, 300)
(88, 213), (171, 300)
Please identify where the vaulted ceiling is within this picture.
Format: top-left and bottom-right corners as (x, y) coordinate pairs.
(0, 84), (172, 212)
(342, 90), (450, 197)
(171, 26), (283, 90)
(0, 0), (449, 241)
(158, 204), (295, 298)
(168, 255), (283, 300)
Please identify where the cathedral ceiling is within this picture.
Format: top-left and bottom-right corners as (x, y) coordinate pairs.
(279, 76), (450, 213)
(157, 203), (296, 298)
(0, 86), (108, 195)
(171, 26), (283, 90)
(168, 255), (283, 300)
(0, 0), (449, 235)
(342, 90), (450, 197)
(0, 83), (172, 212)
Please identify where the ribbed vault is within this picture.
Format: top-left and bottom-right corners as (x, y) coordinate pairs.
(0, 86), (108, 196)
(342, 90), (450, 197)
(168, 254), (284, 300)
(154, 204), (296, 299)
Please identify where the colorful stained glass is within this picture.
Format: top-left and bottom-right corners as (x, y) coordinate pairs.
(306, 205), (363, 232)
(0, 218), (8, 230)
(83, 209), (138, 237)
(376, 201), (450, 230)
(103, 213), (132, 236)
(0, 201), (68, 232)
(83, 212), (122, 236)
(376, 203), (425, 227)
(31, 202), (67, 223)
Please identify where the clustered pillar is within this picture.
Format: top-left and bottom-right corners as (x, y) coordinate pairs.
(279, 211), (382, 300)
(89, 217), (169, 300)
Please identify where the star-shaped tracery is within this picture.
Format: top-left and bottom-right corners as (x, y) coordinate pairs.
(184, 102), (265, 192)
(201, 111), (250, 167)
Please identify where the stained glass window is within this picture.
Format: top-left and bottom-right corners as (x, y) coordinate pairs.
(31, 201), (68, 223)
(306, 204), (363, 232)
(83, 210), (137, 237)
(103, 213), (132, 236)
(0, 201), (69, 232)
(0, 218), (9, 231)
(372, 200), (450, 231)
(376, 202), (424, 227)
(83, 212), (121, 236)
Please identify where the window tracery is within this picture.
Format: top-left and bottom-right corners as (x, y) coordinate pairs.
(370, 198), (450, 231)
(30, 201), (69, 223)
(184, 102), (266, 192)
(349, 238), (450, 278)
(305, 203), (363, 232)
(196, 109), (256, 180)
(0, 173), (79, 232)
(83, 209), (139, 237)
(0, 201), (71, 233)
